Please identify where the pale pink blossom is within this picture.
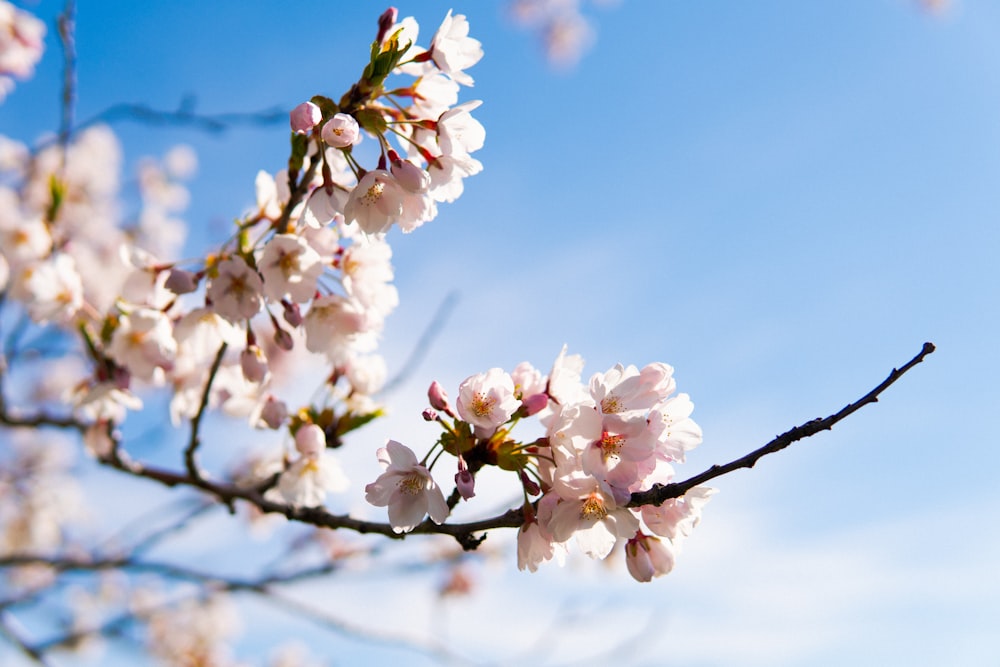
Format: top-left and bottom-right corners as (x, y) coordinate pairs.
(73, 382), (143, 424)
(641, 486), (716, 541)
(321, 113), (361, 148)
(107, 307), (177, 381)
(303, 294), (378, 363)
(648, 393), (702, 463)
(429, 10), (483, 86)
(547, 473), (639, 559)
(437, 100), (486, 155)
(258, 233), (323, 303)
(13, 254), (84, 325)
(456, 367), (520, 433)
(427, 152), (482, 203)
(207, 256), (263, 323)
(344, 170), (404, 235)
(364, 440), (448, 533)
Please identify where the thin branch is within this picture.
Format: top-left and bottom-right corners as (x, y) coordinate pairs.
(628, 341), (937, 507)
(56, 0), (77, 161)
(92, 343), (935, 551)
(184, 343), (228, 481)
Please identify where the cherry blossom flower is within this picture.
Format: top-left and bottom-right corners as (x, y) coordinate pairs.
(107, 307), (177, 381)
(547, 473), (639, 559)
(456, 367), (520, 434)
(437, 100), (486, 155)
(268, 424), (349, 507)
(207, 256), (263, 323)
(12, 253), (84, 325)
(364, 440), (448, 533)
(641, 486), (716, 541)
(320, 113), (361, 148)
(258, 233), (323, 303)
(344, 169), (405, 235)
(429, 10), (483, 86)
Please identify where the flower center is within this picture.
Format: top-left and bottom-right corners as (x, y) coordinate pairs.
(600, 394), (623, 414)
(599, 431), (624, 460)
(397, 473), (423, 495)
(362, 182), (384, 206)
(470, 391), (496, 418)
(580, 494), (608, 522)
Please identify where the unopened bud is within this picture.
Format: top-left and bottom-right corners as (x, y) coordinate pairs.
(258, 396), (288, 430)
(294, 423), (326, 458)
(164, 268), (198, 295)
(389, 150), (431, 193)
(520, 392), (548, 417)
(376, 7), (398, 44)
(240, 345), (268, 383)
(455, 457), (475, 500)
(273, 327), (294, 351)
(290, 101), (322, 135)
(422, 408), (438, 422)
(520, 470), (541, 496)
(428, 380), (449, 410)
(282, 300), (303, 327)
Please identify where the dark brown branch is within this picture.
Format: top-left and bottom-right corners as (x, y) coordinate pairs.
(93, 343), (935, 551)
(628, 342), (937, 507)
(184, 343), (228, 481)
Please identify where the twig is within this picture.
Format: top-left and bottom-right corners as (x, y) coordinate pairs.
(379, 290), (459, 397)
(629, 342), (937, 507)
(56, 0), (77, 162)
(184, 343), (228, 481)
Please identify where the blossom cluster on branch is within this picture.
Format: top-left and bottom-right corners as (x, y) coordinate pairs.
(0, 4), (938, 661)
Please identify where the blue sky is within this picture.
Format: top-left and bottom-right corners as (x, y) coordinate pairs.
(1, 1), (999, 665)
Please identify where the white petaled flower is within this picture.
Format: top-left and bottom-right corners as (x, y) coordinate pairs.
(427, 152), (482, 203)
(641, 486), (716, 541)
(364, 440), (448, 533)
(73, 382), (143, 424)
(258, 233), (323, 303)
(107, 307), (177, 381)
(546, 473), (639, 560)
(1, 217), (51, 265)
(429, 10), (483, 86)
(207, 256), (263, 323)
(13, 253), (84, 325)
(0, 2), (45, 100)
(344, 170), (404, 236)
(456, 367), (520, 434)
(303, 294), (378, 363)
(267, 427), (348, 508)
(320, 113), (361, 148)
(437, 100), (486, 156)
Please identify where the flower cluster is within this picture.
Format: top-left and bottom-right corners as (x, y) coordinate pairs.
(366, 347), (714, 582)
(0, 9), (485, 510)
(0, 1), (45, 102)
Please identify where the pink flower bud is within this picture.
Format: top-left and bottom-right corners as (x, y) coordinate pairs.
(282, 300), (303, 327)
(519, 470), (540, 496)
(295, 423), (326, 458)
(455, 457), (475, 500)
(290, 101), (322, 135)
(240, 345), (268, 383)
(428, 381), (450, 410)
(376, 7), (398, 44)
(321, 113), (361, 148)
(164, 268), (198, 294)
(422, 408), (438, 422)
(258, 396), (288, 430)
(273, 327), (294, 351)
(389, 152), (431, 193)
(625, 532), (676, 583)
(520, 392), (548, 416)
